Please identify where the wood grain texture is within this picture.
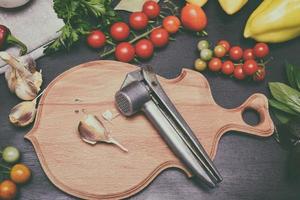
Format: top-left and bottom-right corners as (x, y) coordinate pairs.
(25, 60), (274, 200)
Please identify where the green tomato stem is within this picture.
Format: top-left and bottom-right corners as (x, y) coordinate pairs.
(159, 14), (166, 19)
(106, 40), (115, 46)
(201, 30), (208, 36)
(0, 164), (11, 170)
(262, 57), (273, 65)
(164, 0), (178, 11)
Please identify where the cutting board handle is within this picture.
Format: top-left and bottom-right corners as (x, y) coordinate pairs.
(227, 93), (274, 137)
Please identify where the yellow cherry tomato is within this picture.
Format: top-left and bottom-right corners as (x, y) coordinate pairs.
(194, 58), (207, 71)
(10, 164), (31, 184)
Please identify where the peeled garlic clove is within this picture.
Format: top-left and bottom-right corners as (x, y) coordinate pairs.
(78, 114), (128, 152)
(9, 100), (37, 127)
(0, 51), (42, 100)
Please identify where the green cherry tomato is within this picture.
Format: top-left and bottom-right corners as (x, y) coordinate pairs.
(197, 40), (209, 51)
(2, 146), (20, 164)
(194, 58), (207, 71)
(200, 48), (213, 61)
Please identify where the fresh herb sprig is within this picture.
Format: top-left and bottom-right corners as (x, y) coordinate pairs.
(44, 0), (118, 54)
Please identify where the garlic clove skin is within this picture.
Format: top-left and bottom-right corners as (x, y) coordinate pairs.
(14, 71), (42, 100)
(78, 114), (128, 152)
(0, 51), (43, 100)
(5, 66), (17, 92)
(9, 100), (37, 127)
(78, 114), (109, 144)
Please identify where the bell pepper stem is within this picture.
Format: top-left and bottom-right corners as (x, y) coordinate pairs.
(6, 34), (28, 56)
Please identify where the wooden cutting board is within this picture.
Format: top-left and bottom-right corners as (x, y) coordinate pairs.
(25, 60), (274, 200)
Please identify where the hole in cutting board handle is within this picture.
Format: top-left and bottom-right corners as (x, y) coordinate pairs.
(242, 108), (260, 126)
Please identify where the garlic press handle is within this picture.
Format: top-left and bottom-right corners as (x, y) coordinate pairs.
(142, 100), (216, 187)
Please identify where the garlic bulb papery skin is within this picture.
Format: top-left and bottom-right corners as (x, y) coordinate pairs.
(9, 100), (37, 127)
(0, 51), (42, 100)
(5, 66), (17, 92)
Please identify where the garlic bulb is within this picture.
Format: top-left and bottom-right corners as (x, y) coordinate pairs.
(9, 100), (37, 127)
(78, 114), (128, 152)
(0, 51), (42, 100)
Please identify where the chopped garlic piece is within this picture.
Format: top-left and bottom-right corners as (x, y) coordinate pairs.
(102, 109), (119, 122)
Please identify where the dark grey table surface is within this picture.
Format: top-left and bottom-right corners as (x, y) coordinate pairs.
(1, 1), (300, 200)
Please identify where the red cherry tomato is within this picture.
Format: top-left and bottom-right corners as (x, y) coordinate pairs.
(243, 48), (255, 60)
(229, 46), (243, 61)
(208, 58), (222, 72)
(222, 61), (235, 75)
(142, 1), (160, 19)
(115, 42), (135, 62)
(243, 59), (258, 75)
(110, 22), (130, 41)
(86, 30), (106, 48)
(180, 4), (207, 32)
(253, 42), (269, 58)
(0, 180), (17, 200)
(253, 66), (266, 81)
(135, 39), (154, 59)
(129, 12), (148, 30)
(150, 28), (169, 47)
(234, 65), (246, 80)
(163, 16), (181, 34)
(217, 40), (230, 52)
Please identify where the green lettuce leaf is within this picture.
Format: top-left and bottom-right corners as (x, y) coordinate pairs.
(286, 62), (297, 89)
(269, 99), (299, 115)
(269, 82), (300, 114)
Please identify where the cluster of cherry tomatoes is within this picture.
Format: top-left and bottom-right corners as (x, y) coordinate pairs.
(0, 146), (31, 200)
(87, 1), (208, 63)
(87, 1), (179, 62)
(194, 40), (270, 81)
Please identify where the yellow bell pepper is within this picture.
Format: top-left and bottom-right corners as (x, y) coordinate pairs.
(185, 0), (207, 7)
(244, 0), (300, 43)
(218, 0), (248, 15)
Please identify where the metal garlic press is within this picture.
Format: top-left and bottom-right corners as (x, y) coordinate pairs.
(115, 66), (222, 187)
